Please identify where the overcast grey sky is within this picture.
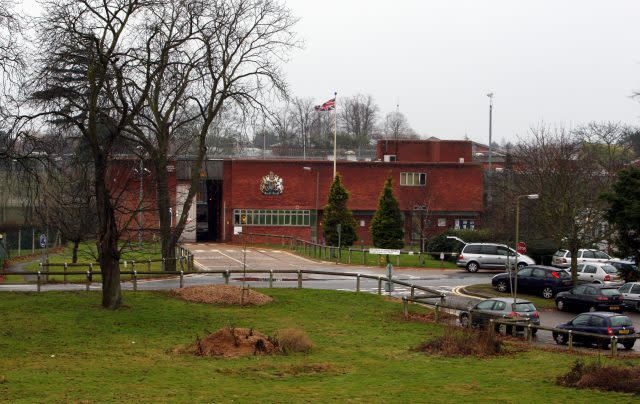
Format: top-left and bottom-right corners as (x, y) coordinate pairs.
(284, 0), (640, 144)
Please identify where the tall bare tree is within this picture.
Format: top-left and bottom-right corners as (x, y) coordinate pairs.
(512, 125), (610, 283)
(382, 111), (416, 140)
(125, 0), (298, 271)
(29, 0), (155, 309)
(340, 94), (378, 148)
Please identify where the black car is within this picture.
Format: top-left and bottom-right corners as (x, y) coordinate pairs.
(555, 284), (624, 313)
(606, 260), (639, 282)
(491, 265), (573, 299)
(459, 297), (540, 335)
(552, 312), (636, 350)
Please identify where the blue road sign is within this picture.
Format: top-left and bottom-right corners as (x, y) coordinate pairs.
(39, 234), (47, 248)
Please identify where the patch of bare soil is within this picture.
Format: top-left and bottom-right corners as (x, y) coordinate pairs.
(172, 285), (273, 305)
(176, 327), (279, 358)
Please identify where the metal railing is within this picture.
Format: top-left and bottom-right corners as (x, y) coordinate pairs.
(243, 232), (458, 267)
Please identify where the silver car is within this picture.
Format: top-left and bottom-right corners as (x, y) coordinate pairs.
(575, 262), (624, 286)
(552, 249), (614, 268)
(618, 282), (640, 311)
(456, 243), (536, 273)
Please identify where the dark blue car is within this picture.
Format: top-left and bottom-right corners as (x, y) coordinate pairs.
(552, 312), (636, 350)
(491, 265), (573, 299)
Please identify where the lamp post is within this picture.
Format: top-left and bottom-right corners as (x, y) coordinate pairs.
(514, 193), (539, 305)
(303, 166), (320, 243)
(486, 93), (494, 171)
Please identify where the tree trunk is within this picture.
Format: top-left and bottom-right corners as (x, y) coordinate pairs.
(154, 153), (177, 272)
(72, 240), (80, 264)
(95, 154), (122, 309)
(569, 240), (579, 285)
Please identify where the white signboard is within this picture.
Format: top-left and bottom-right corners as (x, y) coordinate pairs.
(233, 226), (243, 235)
(369, 248), (401, 256)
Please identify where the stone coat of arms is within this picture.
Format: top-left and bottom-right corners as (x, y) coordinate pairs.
(260, 172), (284, 195)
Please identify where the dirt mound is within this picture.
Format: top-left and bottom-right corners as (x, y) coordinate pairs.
(172, 285), (273, 305)
(181, 327), (279, 358)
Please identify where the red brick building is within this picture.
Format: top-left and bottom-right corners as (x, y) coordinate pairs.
(170, 139), (484, 246)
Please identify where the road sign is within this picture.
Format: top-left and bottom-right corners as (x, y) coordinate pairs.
(516, 242), (526, 254)
(369, 248), (401, 256)
(39, 234), (47, 248)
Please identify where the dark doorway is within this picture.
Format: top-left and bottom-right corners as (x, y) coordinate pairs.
(196, 179), (223, 242)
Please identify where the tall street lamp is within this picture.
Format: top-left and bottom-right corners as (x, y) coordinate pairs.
(514, 193), (539, 304)
(303, 166), (320, 243)
(486, 92), (494, 171)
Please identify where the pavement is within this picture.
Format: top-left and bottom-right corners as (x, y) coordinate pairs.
(2, 242), (639, 354)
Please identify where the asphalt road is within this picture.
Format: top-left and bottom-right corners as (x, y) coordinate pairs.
(2, 242), (638, 353)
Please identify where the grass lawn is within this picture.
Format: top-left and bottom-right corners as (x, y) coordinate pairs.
(254, 243), (458, 269)
(0, 289), (636, 402)
(464, 283), (557, 310)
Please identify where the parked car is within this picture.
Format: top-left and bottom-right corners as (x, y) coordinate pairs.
(607, 260), (639, 282)
(459, 297), (540, 334)
(491, 265), (573, 299)
(575, 262), (623, 286)
(618, 282), (640, 311)
(552, 312), (636, 349)
(456, 243), (536, 273)
(552, 249), (614, 268)
(555, 285), (625, 313)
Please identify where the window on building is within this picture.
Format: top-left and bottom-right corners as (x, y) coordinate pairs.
(437, 218), (446, 227)
(400, 172), (426, 186)
(454, 219), (475, 230)
(233, 209), (310, 227)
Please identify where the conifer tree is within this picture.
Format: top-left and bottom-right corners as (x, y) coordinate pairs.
(371, 176), (404, 249)
(322, 174), (357, 247)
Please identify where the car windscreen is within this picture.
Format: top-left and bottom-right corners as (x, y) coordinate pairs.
(610, 316), (632, 327)
(601, 265), (619, 274)
(600, 288), (621, 296)
(513, 302), (536, 312)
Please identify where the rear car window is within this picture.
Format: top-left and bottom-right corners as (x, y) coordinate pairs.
(601, 265), (618, 274)
(594, 251), (610, 259)
(463, 245), (482, 254)
(601, 288), (621, 296)
(553, 250), (567, 257)
(610, 316), (632, 327)
(513, 303), (536, 313)
(549, 270), (571, 280)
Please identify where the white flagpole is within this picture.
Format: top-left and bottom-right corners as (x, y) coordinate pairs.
(333, 91), (337, 179)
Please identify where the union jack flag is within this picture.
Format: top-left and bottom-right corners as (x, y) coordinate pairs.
(314, 98), (335, 111)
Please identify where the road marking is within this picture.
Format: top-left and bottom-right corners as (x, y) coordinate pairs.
(216, 250), (247, 266)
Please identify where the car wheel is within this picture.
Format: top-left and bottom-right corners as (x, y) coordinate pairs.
(531, 328), (538, 336)
(496, 280), (508, 293)
(589, 306), (597, 312)
(597, 340), (609, 350)
(466, 262), (479, 273)
(542, 287), (554, 299)
(553, 332), (567, 345)
(556, 300), (565, 311)
(636, 301), (640, 312)
(498, 323), (508, 335)
(460, 313), (470, 328)
(517, 262), (527, 270)
(623, 340), (635, 350)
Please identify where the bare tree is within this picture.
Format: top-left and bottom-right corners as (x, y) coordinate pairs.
(124, 0), (298, 271)
(512, 125), (610, 283)
(29, 0), (156, 309)
(291, 97), (315, 153)
(340, 94), (378, 148)
(382, 111), (417, 140)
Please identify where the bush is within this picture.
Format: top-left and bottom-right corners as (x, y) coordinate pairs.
(416, 326), (502, 357)
(557, 359), (640, 394)
(275, 328), (314, 354)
